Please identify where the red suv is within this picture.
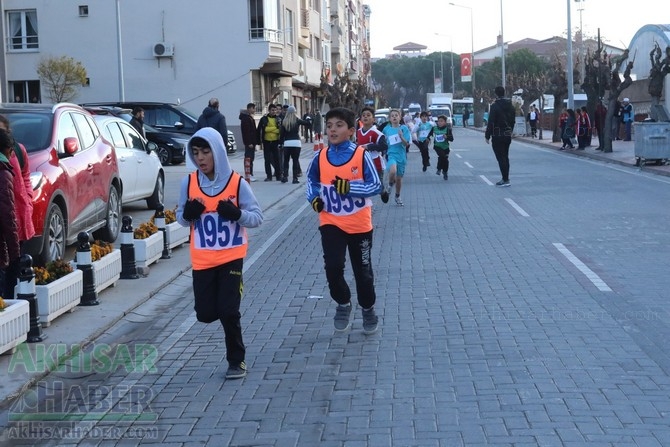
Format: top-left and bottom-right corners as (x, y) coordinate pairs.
(0, 103), (122, 265)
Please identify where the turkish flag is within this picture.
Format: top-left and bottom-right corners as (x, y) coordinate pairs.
(460, 53), (472, 76)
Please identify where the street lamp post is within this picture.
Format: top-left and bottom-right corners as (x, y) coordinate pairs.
(448, 2), (475, 93)
(500, 0), (505, 88)
(434, 33), (455, 94)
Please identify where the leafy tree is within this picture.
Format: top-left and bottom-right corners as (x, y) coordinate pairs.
(37, 56), (87, 102)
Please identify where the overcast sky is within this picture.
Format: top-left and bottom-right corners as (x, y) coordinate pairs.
(364, 0), (662, 58)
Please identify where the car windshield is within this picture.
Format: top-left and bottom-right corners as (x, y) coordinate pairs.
(429, 108), (452, 117)
(173, 105), (199, 121)
(116, 112), (160, 132)
(2, 111), (54, 153)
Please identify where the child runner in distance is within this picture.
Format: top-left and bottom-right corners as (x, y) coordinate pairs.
(381, 109), (411, 206)
(306, 107), (382, 334)
(356, 107), (388, 198)
(427, 115), (454, 180)
(176, 127), (264, 380)
(412, 111), (434, 172)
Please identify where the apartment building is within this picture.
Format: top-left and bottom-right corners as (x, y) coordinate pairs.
(1, 0), (371, 124)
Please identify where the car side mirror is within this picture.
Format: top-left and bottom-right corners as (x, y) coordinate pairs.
(62, 137), (80, 157)
(174, 121), (184, 129)
(147, 141), (158, 154)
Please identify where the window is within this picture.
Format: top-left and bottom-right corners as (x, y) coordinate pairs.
(57, 113), (79, 153)
(104, 123), (125, 148)
(285, 9), (294, 46)
(72, 113), (96, 149)
(7, 10), (38, 51)
(78, 5), (89, 17)
(249, 0), (279, 41)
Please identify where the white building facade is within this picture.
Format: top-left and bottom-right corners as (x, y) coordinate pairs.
(1, 0), (371, 128)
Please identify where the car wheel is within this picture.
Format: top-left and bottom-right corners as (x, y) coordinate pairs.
(40, 204), (66, 265)
(156, 145), (172, 166)
(93, 186), (121, 242)
(146, 174), (165, 210)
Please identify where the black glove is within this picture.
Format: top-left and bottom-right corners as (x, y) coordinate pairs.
(216, 200), (242, 221)
(332, 176), (350, 195)
(311, 197), (324, 213)
(182, 199), (206, 221)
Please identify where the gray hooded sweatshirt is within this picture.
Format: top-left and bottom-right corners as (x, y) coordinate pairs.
(176, 127), (263, 229)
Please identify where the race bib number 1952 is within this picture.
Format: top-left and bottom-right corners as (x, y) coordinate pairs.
(193, 212), (246, 250)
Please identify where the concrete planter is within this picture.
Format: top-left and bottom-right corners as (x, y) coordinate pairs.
(134, 232), (164, 268)
(165, 222), (190, 249)
(0, 299), (30, 355)
(93, 249), (122, 294)
(36, 269), (84, 327)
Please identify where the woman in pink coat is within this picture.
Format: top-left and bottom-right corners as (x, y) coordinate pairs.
(0, 114), (34, 298)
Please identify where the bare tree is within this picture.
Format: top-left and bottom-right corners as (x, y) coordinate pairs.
(648, 43), (670, 120)
(546, 56), (569, 143)
(602, 50), (634, 153)
(36, 56), (87, 103)
(319, 74), (370, 115)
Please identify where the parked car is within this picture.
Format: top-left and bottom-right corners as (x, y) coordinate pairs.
(0, 103), (122, 265)
(92, 115), (165, 209)
(81, 101), (238, 154)
(83, 106), (187, 166)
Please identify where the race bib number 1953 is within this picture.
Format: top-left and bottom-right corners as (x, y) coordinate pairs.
(320, 184), (368, 216)
(193, 212), (246, 250)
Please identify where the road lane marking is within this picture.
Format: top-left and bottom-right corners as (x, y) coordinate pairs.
(480, 175), (494, 185)
(464, 162), (474, 168)
(504, 198), (529, 217)
(454, 153), (463, 158)
(553, 243), (612, 292)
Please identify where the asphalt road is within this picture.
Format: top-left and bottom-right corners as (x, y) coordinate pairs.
(5, 130), (670, 446)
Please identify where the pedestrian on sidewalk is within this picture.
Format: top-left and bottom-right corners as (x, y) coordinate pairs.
(381, 109), (411, 205)
(426, 114), (453, 180)
(239, 102), (258, 182)
(0, 129), (21, 307)
(412, 111), (434, 172)
(594, 101), (607, 150)
(582, 106), (593, 147)
(561, 108), (577, 149)
(463, 107), (470, 127)
(176, 127), (264, 380)
(622, 98), (634, 141)
(576, 108), (588, 150)
(257, 104), (282, 181)
(485, 86), (516, 187)
(305, 107), (382, 334)
(313, 110), (323, 143)
(196, 98), (232, 154)
(301, 110), (314, 143)
(356, 106), (388, 184)
(527, 105), (538, 138)
(0, 115), (34, 299)
(612, 99), (623, 140)
(279, 106), (307, 184)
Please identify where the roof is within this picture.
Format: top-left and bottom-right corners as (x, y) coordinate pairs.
(393, 42), (428, 51)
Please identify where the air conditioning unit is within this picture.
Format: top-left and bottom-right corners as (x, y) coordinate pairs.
(152, 42), (174, 57)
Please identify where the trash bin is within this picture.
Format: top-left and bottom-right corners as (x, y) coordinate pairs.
(513, 116), (526, 136)
(634, 122), (670, 166)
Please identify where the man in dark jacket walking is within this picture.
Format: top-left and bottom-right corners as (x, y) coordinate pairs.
(129, 107), (146, 138)
(197, 98), (233, 153)
(239, 103), (258, 182)
(485, 86), (516, 187)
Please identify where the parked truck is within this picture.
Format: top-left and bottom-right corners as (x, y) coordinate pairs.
(426, 93), (454, 126)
